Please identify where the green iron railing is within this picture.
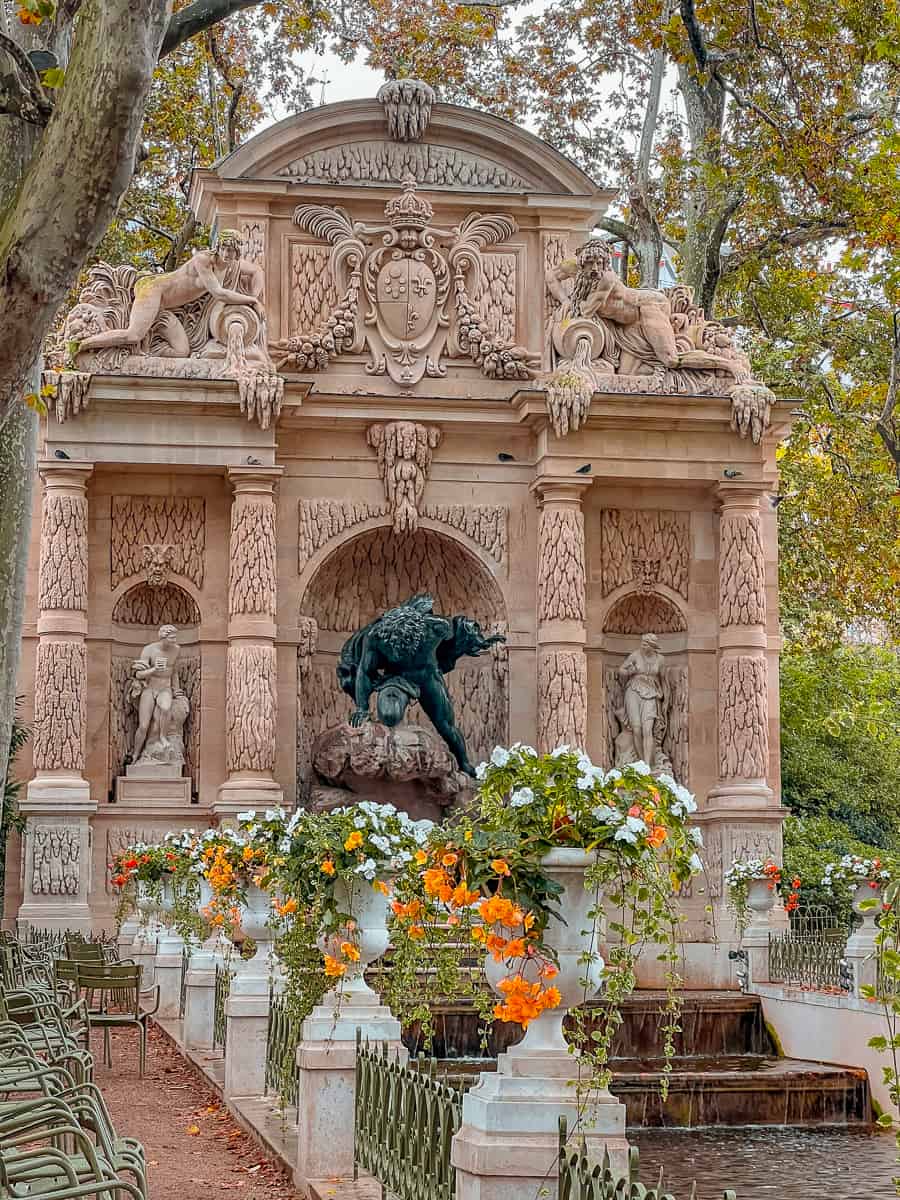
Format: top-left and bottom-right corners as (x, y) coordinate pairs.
(558, 1118), (737, 1200)
(354, 1034), (462, 1200)
(179, 945), (190, 1020)
(265, 989), (301, 1107)
(213, 962), (232, 1049)
(767, 929), (851, 991)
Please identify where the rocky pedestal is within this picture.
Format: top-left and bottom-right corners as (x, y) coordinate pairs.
(310, 720), (470, 822)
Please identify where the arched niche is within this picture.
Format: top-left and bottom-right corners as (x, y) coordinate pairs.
(108, 581), (201, 798)
(112, 582), (201, 628)
(602, 591), (687, 636)
(297, 525), (508, 792)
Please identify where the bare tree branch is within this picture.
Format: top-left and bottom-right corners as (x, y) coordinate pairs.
(208, 29), (244, 153)
(0, 32), (52, 124)
(160, 0), (263, 59)
(721, 218), (852, 274)
(875, 311), (900, 484)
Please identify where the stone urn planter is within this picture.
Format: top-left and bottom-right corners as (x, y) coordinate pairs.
(485, 848), (604, 1061)
(232, 883), (273, 986)
(745, 877), (778, 929)
(157, 875), (186, 956)
(135, 881), (163, 932)
(318, 875), (393, 1004)
(851, 881), (883, 939)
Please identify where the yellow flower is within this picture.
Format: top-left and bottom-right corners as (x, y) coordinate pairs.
(415, 849), (428, 866)
(491, 859), (511, 877)
(324, 955), (346, 978)
(242, 846), (255, 863)
(321, 859), (336, 876)
(344, 831), (364, 851)
(340, 940), (361, 962)
(373, 879), (390, 896)
(464, 830), (473, 842)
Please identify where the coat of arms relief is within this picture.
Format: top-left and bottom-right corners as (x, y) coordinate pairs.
(274, 178), (538, 385)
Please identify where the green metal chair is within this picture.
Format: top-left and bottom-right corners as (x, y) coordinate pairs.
(73, 963), (159, 1077)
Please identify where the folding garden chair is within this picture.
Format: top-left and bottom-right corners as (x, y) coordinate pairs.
(73, 963), (159, 1077)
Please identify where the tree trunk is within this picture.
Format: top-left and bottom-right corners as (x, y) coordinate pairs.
(0, 389), (37, 826)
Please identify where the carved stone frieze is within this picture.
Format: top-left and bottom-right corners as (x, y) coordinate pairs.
(31, 825), (80, 896)
(33, 640), (86, 772)
(228, 501), (277, 618)
(542, 232), (571, 330)
(704, 827), (724, 899)
(538, 506), (585, 623)
(39, 492), (87, 611)
(226, 644), (277, 773)
(368, 421), (441, 534)
(278, 180), (535, 383)
(300, 526), (504, 632)
(603, 593), (687, 635)
(719, 655), (769, 779)
(240, 220), (266, 267)
(289, 243), (340, 340)
(111, 497), (205, 589)
(276, 141), (532, 190)
(600, 509), (690, 599)
(421, 504), (507, 567)
(477, 253), (517, 346)
(719, 511), (766, 627)
(537, 650), (587, 753)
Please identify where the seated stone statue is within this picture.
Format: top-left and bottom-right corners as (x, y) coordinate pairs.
(76, 230), (265, 357)
(128, 624), (189, 769)
(337, 593), (505, 777)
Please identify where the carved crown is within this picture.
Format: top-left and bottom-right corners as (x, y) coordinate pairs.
(384, 177), (434, 229)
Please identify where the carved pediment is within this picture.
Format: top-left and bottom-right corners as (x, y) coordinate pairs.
(276, 140), (533, 191)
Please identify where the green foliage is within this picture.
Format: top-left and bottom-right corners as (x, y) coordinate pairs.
(783, 816), (890, 925)
(781, 646), (900, 845)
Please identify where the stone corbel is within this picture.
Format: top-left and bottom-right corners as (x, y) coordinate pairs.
(367, 420), (442, 534)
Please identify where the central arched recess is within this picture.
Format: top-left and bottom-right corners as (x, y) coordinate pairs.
(297, 526), (508, 796)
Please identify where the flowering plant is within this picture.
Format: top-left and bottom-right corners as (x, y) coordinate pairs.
(389, 744), (702, 1092)
(266, 801), (431, 982)
(110, 842), (177, 890)
(724, 857), (801, 936)
(191, 826), (269, 932)
(822, 855), (891, 896)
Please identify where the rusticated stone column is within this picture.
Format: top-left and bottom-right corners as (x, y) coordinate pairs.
(532, 478), (591, 753)
(20, 461), (95, 931)
(708, 483), (786, 949)
(216, 466), (284, 815)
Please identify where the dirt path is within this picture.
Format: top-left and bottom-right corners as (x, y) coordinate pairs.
(94, 1025), (302, 1199)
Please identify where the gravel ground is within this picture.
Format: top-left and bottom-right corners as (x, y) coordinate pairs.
(93, 1025), (301, 1199)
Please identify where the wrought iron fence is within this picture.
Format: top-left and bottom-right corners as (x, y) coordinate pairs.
(265, 989), (301, 1107)
(768, 914), (851, 991)
(213, 962), (232, 1049)
(354, 1035), (462, 1200)
(558, 1118), (736, 1200)
(179, 945), (190, 1019)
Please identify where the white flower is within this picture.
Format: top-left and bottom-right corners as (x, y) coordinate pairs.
(510, 787), (534, 808)
(614, 825), (639, 845)
(550, 745), (571, 758)
(475, 762), (488, 780)
(605, 768), (622, 784)
(490, 747), (511, 768)
(355, 858), (377, 881)
(690, 827), (704, 847)
(591, 805), (620, 824)
(370, 834), (392, 855)
(514, 743), (537, 758)
(689, 853), (703, 874)
(237, 810), (256, 823)
(624, 815), (646, 835)
(670, 783), (697, 816)
(628, 760), (652, 776)
(264, 807), (284, 822)
(412, 820), (433, 845)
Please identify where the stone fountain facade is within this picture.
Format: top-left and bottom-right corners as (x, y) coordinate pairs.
(5, 85), (790, 984)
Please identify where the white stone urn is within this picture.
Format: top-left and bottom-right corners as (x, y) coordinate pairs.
(318, 875), (392, 1004)
(157, 874), (186, 956)
(230, 883), (274, 991)
(745, 876), (777, 930)
(485, 848), (603, 1062)
(851, 881), (883, 939)
(159, 874), (176, 916)
(135, 881), (163, 930)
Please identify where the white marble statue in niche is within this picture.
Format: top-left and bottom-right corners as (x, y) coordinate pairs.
(128, 624), (190, 771)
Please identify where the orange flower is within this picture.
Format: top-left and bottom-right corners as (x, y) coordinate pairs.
(479, 895), (519, 927)
(442, 852), (459, 867)
(486, 933), (509, 960)
(471, 926), (486, 943)
(408, 925), (425, 940)
(373, 880), (390, 896)
(424, 868), (453, 902)
(647, 826), (667, 848)
(491, 859), (511, 877)
(17, 7), (42, 25)
(493, 975), (562, 1028)
(242, 846), (255, 862)
(324, 955), (346, 978)
(539, 963), (558, 979)
(321, 859), (336, 876)
(450, 882), (480, 908)
(344, 831), (364, 851)
(340, 941), (361, 962)
(392, 898), (424, 921)
(503, 938), (527, 959)
(276, 897), (298, 916)
(415, 849), (428, 865)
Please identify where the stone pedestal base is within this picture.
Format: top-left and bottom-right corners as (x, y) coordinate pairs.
(224, 969), (276, 1099)
(17, 785), (95, 932)
(114, 776), (192, 805)
(132, 923), (161, 986)
(451, 1054), (628, 1200)
(154, 929), (186, 1019)
(183, 950), (217, 1049)
(294, 994), (406, 1196)
(214, 778), (284, 822)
